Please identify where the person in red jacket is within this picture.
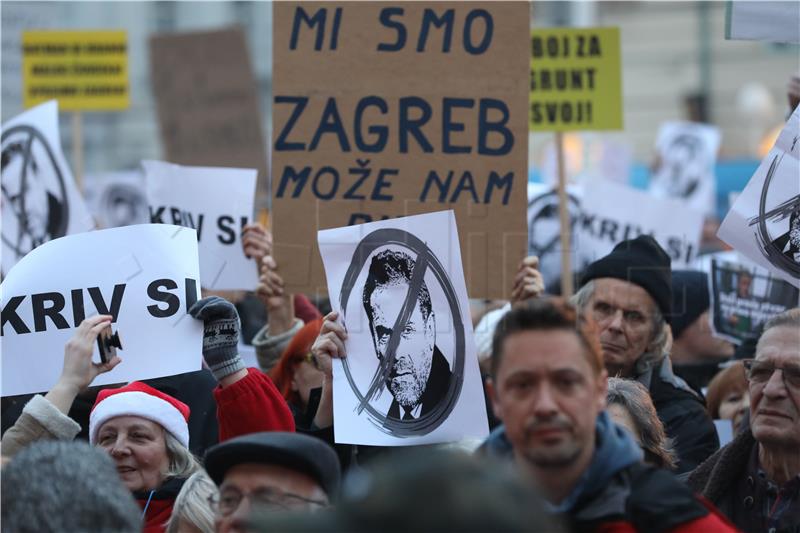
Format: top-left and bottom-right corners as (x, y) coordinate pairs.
(479, 299), (737, 532)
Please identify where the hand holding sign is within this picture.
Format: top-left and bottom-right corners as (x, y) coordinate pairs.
(58, 315), (121, 394)
(255, 255), (295, 336)
(311, 311), (348, 380)
(510, 256), (545, 306)
(188, 296), (246, 385)
(241, 223), (272, 270)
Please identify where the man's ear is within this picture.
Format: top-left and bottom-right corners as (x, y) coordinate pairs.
(485, 378), (504, 421)
(596, 368), (608, 413)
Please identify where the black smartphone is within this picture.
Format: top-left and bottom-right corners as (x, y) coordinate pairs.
(97, 326), (123, 364)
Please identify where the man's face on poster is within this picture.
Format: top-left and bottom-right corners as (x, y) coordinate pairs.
(368, 281), (435, 409)
(1, 140), (52, 242)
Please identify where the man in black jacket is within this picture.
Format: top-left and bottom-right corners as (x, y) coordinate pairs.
(573, 236), (719, 473)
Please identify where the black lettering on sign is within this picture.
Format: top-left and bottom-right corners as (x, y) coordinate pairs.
(1, 296), (31, 335)
(147, 279), (180, 318)
(289, 7), (342, 51)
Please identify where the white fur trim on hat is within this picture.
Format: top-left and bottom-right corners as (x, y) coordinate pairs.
(89, 391), (190, 448)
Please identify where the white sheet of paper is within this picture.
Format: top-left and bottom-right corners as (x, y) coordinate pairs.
(727, 0), (800, 44)
(0, 224), (203, 396)
(1, 100), (95, 275)
(650, 121), (721, 217)
(718, 108), (800, 289)
(83, 169), (149, 229)
(318, 210), (489, 446)
(142, 160), (259, 291)
(577, 180), (704, 270)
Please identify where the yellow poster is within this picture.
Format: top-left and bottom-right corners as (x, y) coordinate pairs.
(529, 27), (622, 131)
(23, 31), (129, 111)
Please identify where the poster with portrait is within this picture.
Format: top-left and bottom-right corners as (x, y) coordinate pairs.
(1, 100), (95, 276)
(527, 182), (583, 291)
(143, 160), (258, 291)
(650, 121), (721, 217)
(318, 210), (489, 446)
(708, 253), (800, 344)
(83, 169), (149, 229)
(718, 107), (800, 289)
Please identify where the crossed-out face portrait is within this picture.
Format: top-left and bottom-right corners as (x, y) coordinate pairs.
(361, 249), (453, 422)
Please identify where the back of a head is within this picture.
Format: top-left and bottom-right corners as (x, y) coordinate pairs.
(250, 449), (563, 533)
(1, 440), (141, 533)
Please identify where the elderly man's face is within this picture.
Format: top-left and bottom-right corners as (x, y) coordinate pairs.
(585, 278), (657, 377)
(749, 326), (800, 449)
(215, 463), (328, 533)
(369, 282), (435, 409)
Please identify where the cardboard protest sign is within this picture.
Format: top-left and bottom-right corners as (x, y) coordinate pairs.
(650, 121), (721, 216)
(718, 107), (800, 288)
(318, 210), (489, 446)
(272, 2), (529, 299)
(149, 28), (269, 207)
(726, 0), (800, 44)
(529, 27), (622, 132)
(527, 182), (583, 288)
(143, 160), (258, 291)
(1, 100), (95, 276)
(22, 30), (129, 110)
(709, 254), (799, 344)
(0, 224), (203, 396)
(83, 169), (149, 229)
(576, 180), (704, 270)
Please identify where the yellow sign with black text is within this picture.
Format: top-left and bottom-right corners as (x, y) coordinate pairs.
(529, 27), (622, 131)
(22, 31), (129, 111)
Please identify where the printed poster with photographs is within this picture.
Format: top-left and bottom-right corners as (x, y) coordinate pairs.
(1, 100), (94, 275)
(318, 210), (489, 446)
(708, 253), (800, 344)
(718, 107), (800, 289)
(650, 121), (721, 217)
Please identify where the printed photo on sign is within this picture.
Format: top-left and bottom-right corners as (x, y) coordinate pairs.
(1, 100), (94, 276)
(709, 256), (800, 344)
(143, 160), (258, 291)
(718, 107), (800, 288)
(318, 210), (489, 446)
(576, 180), (703, 270)
(0, 224), (203, 396)
(527, 182), (582, 291)
(650, 121), (721, 216)
(83, 170), (149, 228)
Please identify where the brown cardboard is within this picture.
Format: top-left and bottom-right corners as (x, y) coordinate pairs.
(149, 28), (269, 208)
(272, 2), (529, 298)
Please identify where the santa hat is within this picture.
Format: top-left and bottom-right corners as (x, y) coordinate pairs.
(89, 382), (191, 448)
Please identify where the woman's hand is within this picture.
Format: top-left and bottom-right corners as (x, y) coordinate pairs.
(56, 315), (122, 395)
(311, 311), (348, 379)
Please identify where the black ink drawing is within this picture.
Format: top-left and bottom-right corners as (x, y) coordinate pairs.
(100, 182), (147, 227)
(527, 189), (581, 288)
(658, 133), (705, 199)
(338, 229), (465, 437)
(1, 124), (69, 265)
(747, 151), (800, 280)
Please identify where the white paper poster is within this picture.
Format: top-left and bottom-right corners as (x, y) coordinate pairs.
(1, 224), (203, 396)
(83, 169), (149, 229)
(318, 210), (489, 446)
(650, 121), (721, 216)
(718, 108), (800, 288)
(577, 180), (704, 270)
(1, 100), (95, 275)
(726, 0), (800, 44)
(143, 160), (258, 291)
(527, 182), (583, 288)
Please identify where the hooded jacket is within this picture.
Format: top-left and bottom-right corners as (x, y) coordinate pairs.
(480, 411), (736, 532)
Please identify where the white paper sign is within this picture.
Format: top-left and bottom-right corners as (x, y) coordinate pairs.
(727, 0), (800, 44)
(650, 121), (721, 217)
(527, 182), (583, 287)
(576, 180), (704, 270)
(0, 224), (203, 396)
(143, 160), (258, 291)
(1, 100), (95, 275)
(318, 210), (489, 446)
(718, 108), (800, 289)
(83, 169), (149, 229)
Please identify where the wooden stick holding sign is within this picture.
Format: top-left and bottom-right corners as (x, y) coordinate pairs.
(555, 132), (573, 296)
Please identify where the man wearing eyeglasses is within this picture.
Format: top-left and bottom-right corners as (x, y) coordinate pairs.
(572, 235), (719, 473)
(688, 308), (800, 532)
(204, 431), (341, 533)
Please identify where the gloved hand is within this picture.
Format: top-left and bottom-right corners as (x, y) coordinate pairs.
(189, 296), (246, 381)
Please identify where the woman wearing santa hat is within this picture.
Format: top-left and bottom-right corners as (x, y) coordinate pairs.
(2, 297), (295, 532)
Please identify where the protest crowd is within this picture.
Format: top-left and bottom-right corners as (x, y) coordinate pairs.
(2, 2), (800, 533)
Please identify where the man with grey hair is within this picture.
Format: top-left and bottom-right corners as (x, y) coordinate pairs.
(688, 308), (800, 531)
(1, 440), (142, 533)
(573, 235), (718, 473)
